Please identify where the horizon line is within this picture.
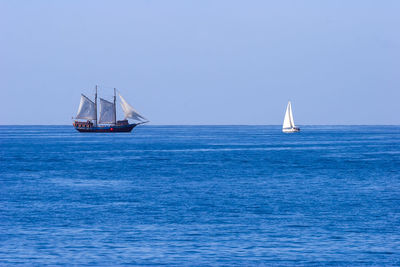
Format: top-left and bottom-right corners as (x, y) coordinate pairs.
(0, 124), (399, 127)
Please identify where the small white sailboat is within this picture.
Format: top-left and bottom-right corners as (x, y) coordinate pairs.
(282, 101), (300, 133)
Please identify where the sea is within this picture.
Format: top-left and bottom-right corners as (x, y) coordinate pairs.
(0, 125), (399, 266)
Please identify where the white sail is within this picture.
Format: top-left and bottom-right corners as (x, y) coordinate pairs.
(288, 102), (296, 128)
(98, 98), (115, 124)
(119, 93), (147, 122)
(283, 101), (292, 129)
(76, 94), (96, 120)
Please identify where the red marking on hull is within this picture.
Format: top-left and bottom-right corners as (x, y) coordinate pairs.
(74, 124), (137, 133)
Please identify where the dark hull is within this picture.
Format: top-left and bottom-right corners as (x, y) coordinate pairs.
(75, 124), (137, 133)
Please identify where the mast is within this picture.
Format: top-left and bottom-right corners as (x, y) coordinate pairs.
(95, 85), (98, 126)
(289, 101), (295, 128)
(113, 88), (117, 125)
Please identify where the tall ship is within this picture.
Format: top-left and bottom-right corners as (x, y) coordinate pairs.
(282, 101), (300, 133)
(73, 86), (148, 133)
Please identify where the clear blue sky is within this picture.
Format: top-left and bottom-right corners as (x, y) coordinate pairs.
(0, 0), (399, 125)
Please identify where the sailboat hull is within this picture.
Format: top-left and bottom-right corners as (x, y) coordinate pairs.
(282, 127), (300, 133)
(74, 123), (137, 133)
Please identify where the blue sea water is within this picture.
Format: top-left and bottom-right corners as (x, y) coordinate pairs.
(0, 125), (399, 266)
